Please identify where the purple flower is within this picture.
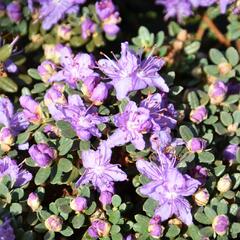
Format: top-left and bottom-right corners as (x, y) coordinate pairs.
(223, 144), (239, 162)
(186, 138), (207, 153)
(37, 60), (57, 83)
(20, 96), (43, 124)
(70, 196), (87, 212)
(190, 106), (208, 124)
(6, 1), (22, 23)
(0, 218), (15, 240)
(56, 95), (108, 140)
(49, 48), (97, 89)
(4, 59), (18, 74)
(140, 93), (177, 131)
(212, 215), (229, 236)
(0, 96), (29, 135)
(29, 143), (57, 167)
(208, 81), (228, 105)
(90, 82), (109, 106)
(107, 101), (151, 150)
(136, 153), (200, 225)
(95, 0), (116, 20)
(99, 191), (113, 206)
(219, 0), (234, 13)
(39, 0), (86, 30)
(88, 219), (111, 238)
(76, 142), (127, 192)
(0, 156), (32, 187)
(102, 12), (120, 36)
(81, 18), (96, 40)
(57, 24), (72, 41)
(98, 42), (168, 100)
(148, 216), (163, 238)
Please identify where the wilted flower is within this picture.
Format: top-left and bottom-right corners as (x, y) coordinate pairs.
(99, 191), (113, 207)
(148, 216), (163, 238)
(0, 127), (14, 152)
(98, 42), (168, 100)
(0, 156), (32, 187)
(190, 165), (208, 185)
(186, 138), (207, 153)
(190, 106), (208, 124)
(45, 215), (62, 232)
(0, 218), (15, 240)
(193, 188), (210, 206)
(37, 60), (57, 83)
(81, 17), (96, 40)
(223, 144), (239, 162)
(27, 192), (40, 212)
(107, 101), (151, 150)
(6, 1), (21, 22)
(19, 96), (43, 124)
(70, 196), (87, 212)
(217, 174), (232, 193)
(43, 44), (69, 64)
(76, 142), (127, 192)
(29, 143), (57, 167)
(55, 95), (108, 140)
(88, 219), (111, 238)
(208, 81), (227, 104)
(39, 0), (86, 30)
(212, 215), (229, 236)
(136, 153), (200, 225)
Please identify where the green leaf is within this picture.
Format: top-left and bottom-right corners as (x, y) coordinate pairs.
(10, 203), (22, 215)
(220, 112), (233, 126)
(179, 125), (194, 141)
(79, 141), (90, 151)
(166, 225), (181, 238)
(110, 225), (121, 234)
(188, 91), (200, 109)
(85, 201), (96, 215)
(112, 195), (121, 208)
(111, 233), (123, 240)
(209, 48), (227, 64)
(27, 68), (42, 80)
(187, 224), (202, 240)
(60, 226), (74, 237)
(204, 206), (216, 221)
(31, 83), (47, 94)
(34, 167), (51, 185)
(194, 211), (212, 225)
(230, 223), (240, 238)
(56, 120), (76, 138)
(184, 41), (200, 55)
(217, 200), (228, 215)
(233, 111), (240, 123)
(108, 210), (121, 224)
(143, 198), (158, 217)
(198, 152), (215, 163)
(16, 132), (30, 144)
(214, 165), (226, 177)
(58, 138), (73, 156)
(72, 214), (85, 229)
(58, 158), (72, 172)
(226, 47), (239, 66)
(0, 77), (18, 93)
(0, 44), (12, 62)
(200, 227), (214, 237)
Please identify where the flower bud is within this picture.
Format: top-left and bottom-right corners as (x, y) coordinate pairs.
(95, 0), (115, 20)
(193, 188), (210, 206)
(88, 219), (111, 238)
(57, 24), (72, 41)
(0, 127), (14, 152)
(223, 144), (239, 162)
(6, 1), (21, 22)
(29, 143), (57, 167)
(37, 60), (56, 83)
(90, 83), (108, 105)
(190, 106), (208, 124)
(227, 123), (237, 135)
(218, 62), (232, 75)
(217, 174), (232, 193)
(45, 215), (62, 232)
(27, 192), (40, 211)
(186, 138), (207, 153)
(177, 29), (188, 42)
(168, 218), (182, 228)
(70, 196), (87, 213)
(208, 81), (227, 105)
(99, 191), (113, 207)
(148, 216), (163, 239)
(212, 215), (229, 236)
(81, 18), (96, 40)
(190, 165), (208, 185)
